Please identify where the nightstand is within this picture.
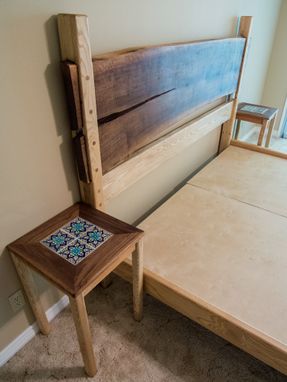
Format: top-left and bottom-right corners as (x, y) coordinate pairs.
(8, 203), (144, 377)
(235, 102), (278, 147)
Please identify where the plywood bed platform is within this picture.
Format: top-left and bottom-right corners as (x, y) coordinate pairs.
(190, 144), (287, 217)
(116, 145), (287, 374)
(57, 13), (287, 375)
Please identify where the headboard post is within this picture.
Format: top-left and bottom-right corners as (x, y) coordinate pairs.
(218, 16), (253, 153)
(57, 14), (105, 210)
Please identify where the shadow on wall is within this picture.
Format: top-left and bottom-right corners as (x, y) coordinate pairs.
(44, 15), (79, 202)
(0, 15), (80, 334)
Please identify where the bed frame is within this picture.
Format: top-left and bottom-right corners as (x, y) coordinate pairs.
(57, 14), (287, 375)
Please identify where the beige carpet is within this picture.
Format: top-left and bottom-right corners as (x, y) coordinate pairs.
(1, 276), (286, 382)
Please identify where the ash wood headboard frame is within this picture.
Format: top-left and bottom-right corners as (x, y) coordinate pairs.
(57, 14), (252, 210)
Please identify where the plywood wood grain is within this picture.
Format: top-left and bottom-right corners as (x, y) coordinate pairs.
(138, 185), (287, 347)
(188, 146), (287, 217)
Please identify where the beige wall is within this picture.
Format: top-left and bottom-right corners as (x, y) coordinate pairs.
(262, 0), (287, 133)
(0, 0), (281, 352)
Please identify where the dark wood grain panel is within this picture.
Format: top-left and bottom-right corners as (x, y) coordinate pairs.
(93, 38), (245, 173)
(99, 88), (226, 172)
(61, 61), (82, 131)
(73, 133), (91, 183)
(93, 38), (245, 119)
(61, 39), (245, 174)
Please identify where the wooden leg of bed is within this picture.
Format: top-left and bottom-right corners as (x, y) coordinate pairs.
(132, 240), (143, 321)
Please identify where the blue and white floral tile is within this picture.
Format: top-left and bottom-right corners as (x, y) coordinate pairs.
(58, 239), (94, 265)
(40, 217), (113, 265)
(62, 217), (94, 237)
(80, 229), (111, 249)
(41, 230), (74, 252)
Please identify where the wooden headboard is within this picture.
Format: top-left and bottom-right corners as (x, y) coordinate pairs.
(57, 14), (252, 209)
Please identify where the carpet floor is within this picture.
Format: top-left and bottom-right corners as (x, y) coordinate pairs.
(241, 130), (287, 153)
(1, 275), (286, 382)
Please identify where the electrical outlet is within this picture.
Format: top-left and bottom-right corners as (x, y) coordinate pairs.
(9, 289), (26, 312)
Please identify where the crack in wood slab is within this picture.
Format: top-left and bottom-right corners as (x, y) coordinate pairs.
(98, 88), (176, 125)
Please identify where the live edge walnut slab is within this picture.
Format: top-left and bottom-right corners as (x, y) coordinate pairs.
(8, 203), (143, 297)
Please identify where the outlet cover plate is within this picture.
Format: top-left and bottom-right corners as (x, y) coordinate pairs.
(9, 289), (26, 312)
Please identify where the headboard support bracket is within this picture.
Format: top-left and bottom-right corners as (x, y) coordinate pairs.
(57, 14), (104, 210)
(61, 61), (92, 183)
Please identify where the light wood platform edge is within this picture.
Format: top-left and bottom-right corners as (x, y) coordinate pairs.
(114, 260), (287, 375)
(230, 139), (287, 160)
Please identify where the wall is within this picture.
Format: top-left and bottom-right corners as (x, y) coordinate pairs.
(0, 0), (281, 353)
(262, 0), (287, 133)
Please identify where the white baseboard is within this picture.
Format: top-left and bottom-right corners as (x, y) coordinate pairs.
(240, 125), (258, 141)
(0, 295), (69, 367)
(45, 295), (69, 322)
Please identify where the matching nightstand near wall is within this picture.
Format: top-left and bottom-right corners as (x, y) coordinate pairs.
(8, 203), (144, 377)
(235, 102), (278, 147)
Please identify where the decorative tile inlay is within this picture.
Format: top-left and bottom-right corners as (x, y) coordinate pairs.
(59, 239), (94, 265)
(41, 218), (112, 265)
(81, 229), (111, 249)
(62, 217), (94, 237)
(41, 230), (74, 252)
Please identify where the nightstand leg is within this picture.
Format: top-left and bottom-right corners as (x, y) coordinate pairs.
(69, 293), (97, 377)
(265, 116), (276, 148)
(11, 253), (51, 335)
(234, 120), (241, 140)
(257, 120), (268, 146)
(132, 239), (143, 321)
(100, 274), (113, 289)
